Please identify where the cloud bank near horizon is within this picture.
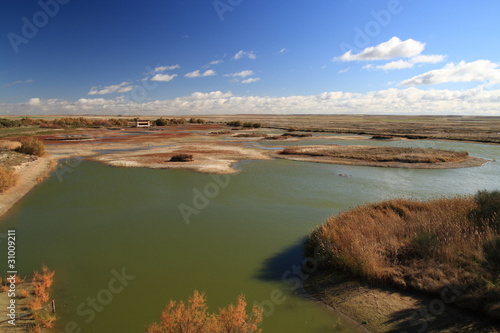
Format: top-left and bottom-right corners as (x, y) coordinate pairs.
(3, 87), (500, 116)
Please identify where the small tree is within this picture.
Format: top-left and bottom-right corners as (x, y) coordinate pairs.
(146, 291), (263, 333)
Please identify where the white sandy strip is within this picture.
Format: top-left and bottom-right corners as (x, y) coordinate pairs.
(0, 157), (53, 220)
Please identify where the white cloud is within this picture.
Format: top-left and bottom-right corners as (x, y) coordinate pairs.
(338, 67), (350, 74)
(187, 91), (233, 100)
(150, 74), (178, 82)
(401, 60), (500, 86)
(366, 54), (447, 71)
(185, 70), (216, 78)
(8, 87), (500, 115)
(1, 79), (34, 88)
(411, 55), (447, 64)
(335, 37), (425, 62)
(241, 78), (261, 84)
(233, 50), (256, 60)
(28, 98), (40, 105)
(88, 81), (131, 95)
(224, 70), (254, 78)
(209, 60), (223, 66)
(117, 86), (135, 93)
(153, 65), (180, 73)
(278, 48), (287, 54)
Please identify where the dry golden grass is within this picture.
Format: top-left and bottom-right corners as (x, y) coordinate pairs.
(0, 140), (21, 150)
(0, 166), (18, 193)
(281, 145), (469, 164)
(307, 195), (500, 320)
(146, 290), (263, 333)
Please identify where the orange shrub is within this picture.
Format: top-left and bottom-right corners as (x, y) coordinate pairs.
(0, 166), (17, 193)
(146, 290), (263, 333)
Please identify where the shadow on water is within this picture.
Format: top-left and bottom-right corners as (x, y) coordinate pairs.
(255, 240), (305, 283)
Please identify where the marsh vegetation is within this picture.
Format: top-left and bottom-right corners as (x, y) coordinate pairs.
(306, 191), (500, 321)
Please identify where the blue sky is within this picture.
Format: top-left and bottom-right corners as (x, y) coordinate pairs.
(2, 0), (500, 115)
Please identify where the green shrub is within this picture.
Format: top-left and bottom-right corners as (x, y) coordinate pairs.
(407, 232), (439, 259)
(227, 120), (242, 127)
(16, 137), (46, 156)
(469, 190), (500, 232)
(169, 154), (193, 162)
(0, 118), (22, 128)
(155, 118), (169, 126)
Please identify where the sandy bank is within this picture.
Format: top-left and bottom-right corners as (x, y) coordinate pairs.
(305, 271), (500, 333)
(0, 157), (54, 220)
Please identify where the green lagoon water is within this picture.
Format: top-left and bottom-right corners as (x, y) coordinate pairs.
(0, 139), (499, 332)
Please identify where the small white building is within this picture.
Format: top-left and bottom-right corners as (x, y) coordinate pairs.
(135, 120), (151, 128)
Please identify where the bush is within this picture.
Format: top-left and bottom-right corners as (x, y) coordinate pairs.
(0, 166), (17, 193)
(155, 118), (168, 126)
(145, 291), (263, 333)
(0, 118), (22, 128)
(227, 120), (243, 127)
(470, 190), (500, 232)
(170, 154), (193, 162)
(484, 237), (500, 271)
(16, 137), (45, 156)
(31, 266), (56, 330)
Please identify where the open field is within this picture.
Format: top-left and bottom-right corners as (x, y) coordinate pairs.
(2, 114), (500, 143)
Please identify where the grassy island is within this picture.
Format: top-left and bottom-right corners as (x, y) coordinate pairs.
(305, 191), (500, 331)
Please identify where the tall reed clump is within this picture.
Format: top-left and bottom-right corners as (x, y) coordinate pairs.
(145, 290), (263, 333)
(16, 137), (46, 157)
(30, 266), (56, 329)
(0, 166), (18, 193)
(306, 192), (500, 320)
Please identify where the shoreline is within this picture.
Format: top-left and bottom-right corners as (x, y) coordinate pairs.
(0, 156), (55, 220)
(304, 271), (500, 333)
